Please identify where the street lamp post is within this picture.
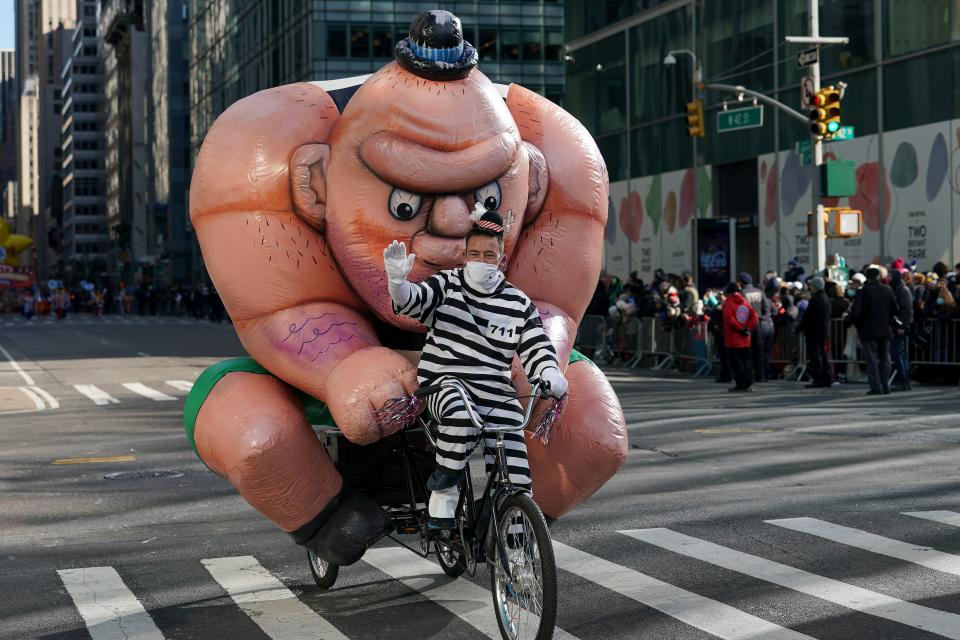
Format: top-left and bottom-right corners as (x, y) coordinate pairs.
(664, 49), (703, 280)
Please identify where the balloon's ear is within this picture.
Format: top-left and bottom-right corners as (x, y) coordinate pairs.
(523, 142), (549, 226)
(290, 143), (330, 232)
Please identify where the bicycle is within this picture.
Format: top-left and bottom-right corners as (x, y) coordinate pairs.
(306, 378), (562, 640)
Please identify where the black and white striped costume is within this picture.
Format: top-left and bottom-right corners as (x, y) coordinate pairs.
(392, 268), (560, 490)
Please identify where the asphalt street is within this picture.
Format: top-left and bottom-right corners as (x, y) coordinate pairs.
(2, 314), (960, 639)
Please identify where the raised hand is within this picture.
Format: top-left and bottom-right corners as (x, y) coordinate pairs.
(383, 240), (416, 284)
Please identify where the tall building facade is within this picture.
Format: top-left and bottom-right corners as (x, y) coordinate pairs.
(14, 0), (76, 275)
(0, 50), (16, 219)
(148, 0), (192, 286)
(99, 0), (148, 283)
(188, 1), (565, 162)
(565, 0), (960, 284)
(61, 0), (108, 277)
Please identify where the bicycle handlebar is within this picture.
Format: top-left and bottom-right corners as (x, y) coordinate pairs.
(414, 379), (548, 433)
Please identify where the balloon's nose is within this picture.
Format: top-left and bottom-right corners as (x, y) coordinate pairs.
(427, 196), (472, 238)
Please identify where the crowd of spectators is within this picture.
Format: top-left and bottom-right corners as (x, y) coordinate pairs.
(587, 257), (960, 389)
(2, 282), (229, 323)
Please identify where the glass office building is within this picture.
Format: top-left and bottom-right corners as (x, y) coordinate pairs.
(187, 1), (565, 161)
(566, 0), (960, 283)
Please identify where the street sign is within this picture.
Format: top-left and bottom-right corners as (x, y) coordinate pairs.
(801, 76), (815, 109)
(717, 105), (764, 133)
(797, 47), (819, 68)
(830, 125), (855, 141)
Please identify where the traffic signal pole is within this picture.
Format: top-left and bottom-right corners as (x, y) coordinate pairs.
(809, 0), (827, 276)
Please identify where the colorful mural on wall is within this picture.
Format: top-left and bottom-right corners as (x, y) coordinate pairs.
(604, 119), (960, 281)
(605, 167), (712, 280)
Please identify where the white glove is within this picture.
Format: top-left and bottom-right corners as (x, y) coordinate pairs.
(540, 367), (568, 399)
(383, 240), (416, 307)
(384, 240), (415, 284)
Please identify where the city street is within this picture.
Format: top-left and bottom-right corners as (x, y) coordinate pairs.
(2, 317), (960, 639)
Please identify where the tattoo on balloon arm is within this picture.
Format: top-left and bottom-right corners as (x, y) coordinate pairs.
(281, 313), (375, 362)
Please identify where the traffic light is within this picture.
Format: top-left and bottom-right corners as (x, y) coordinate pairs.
(686, 99), (705, 138)
(809, 86), (841, 138)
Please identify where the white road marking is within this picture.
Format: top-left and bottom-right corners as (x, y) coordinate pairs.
(57, 566), (165, 640)
(622, 528), (960, 639)
(903, 511), (960, 528)
(0, 342), (35, 385)
(364, 547), (581, 640)
(164, 380), (194, 393)
(74, 384), (120, 406)
(552, 541), (812, 640)
(767, 517), (960, 577)
(30, 385), (59, 409)
(122, 383), (177, 402)
(201, 556), (348, 640)
(18, 386), (45, 410)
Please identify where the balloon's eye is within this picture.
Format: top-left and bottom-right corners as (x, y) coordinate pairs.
(475, 181), (501, 211)
(389, 189), (423, 221)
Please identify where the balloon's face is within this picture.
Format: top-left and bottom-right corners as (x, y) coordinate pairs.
(323, 64), (529, 327)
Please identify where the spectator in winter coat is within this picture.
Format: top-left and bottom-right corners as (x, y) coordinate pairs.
(848, 267), (899, 395)
(740, 272), (774, 383)
(722, 282), (759, 392)
(798, 277), (833, 388)
(889, 270), (913, 391)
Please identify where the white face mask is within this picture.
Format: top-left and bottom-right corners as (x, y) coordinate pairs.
(463, 261), (504, 293)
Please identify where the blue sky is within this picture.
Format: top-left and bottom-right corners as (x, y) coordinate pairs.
(1, 0), (13, 50)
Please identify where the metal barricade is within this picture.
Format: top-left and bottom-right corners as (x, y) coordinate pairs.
(574, 314), (608, 359)
(770, 321), (807, 380)
(910, 318), (960, 366)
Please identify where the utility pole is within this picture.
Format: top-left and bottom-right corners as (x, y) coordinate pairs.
(809, 0), (826, 276)
(785, 4), (848, 275)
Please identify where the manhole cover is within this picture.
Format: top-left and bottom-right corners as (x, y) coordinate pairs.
(104, 470), (184, 480)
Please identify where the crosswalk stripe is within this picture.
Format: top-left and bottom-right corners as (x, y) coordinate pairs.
(30, 385), (59, 409)
(903, 510), (960, 527)
(74, 384), (120, 406)
(165, 380), (194, 393)
(363, 547), (580, 640)
(18, 386), (45, 410)
(552, 541), (812, 640)
(201, 555), (348, 640)
(57, 566), (165, 640)
(767, 517), (960, 577)
(122, 383), (177, 401)
(621, 528), (960, 639)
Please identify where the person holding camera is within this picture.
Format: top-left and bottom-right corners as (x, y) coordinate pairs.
(722, 282), (759, 392)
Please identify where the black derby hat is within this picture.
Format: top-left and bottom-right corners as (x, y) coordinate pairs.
(394, 10), (479, 81)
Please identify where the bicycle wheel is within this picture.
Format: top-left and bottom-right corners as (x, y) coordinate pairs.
(306, 550), (339, 589)
(436, 542), (466, 577)
(489, 493), (557, 640)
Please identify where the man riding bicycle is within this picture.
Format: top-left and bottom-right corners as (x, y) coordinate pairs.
(384, 205), (568, 532)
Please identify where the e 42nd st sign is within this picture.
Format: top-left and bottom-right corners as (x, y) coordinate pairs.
(717, 105), (764, 132)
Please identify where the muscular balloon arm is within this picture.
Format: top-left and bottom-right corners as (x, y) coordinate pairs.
(505, 84), (608, 367)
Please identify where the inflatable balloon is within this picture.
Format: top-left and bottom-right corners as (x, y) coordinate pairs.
(0, 219), (33, 267)
(184, 9), (627, 563)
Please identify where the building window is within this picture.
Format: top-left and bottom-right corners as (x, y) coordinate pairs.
(545, 29), (562, 61)
(886, 0), (959, 57)
(351, 26), (370, 58)
(479, 28), (497, 61)
(501, 30), (520, 61)
(372, 24), (393, 58)
(523, 29), (541, 61)
(328, 24), (346, 58)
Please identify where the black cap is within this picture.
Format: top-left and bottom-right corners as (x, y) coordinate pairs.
(394, 10), (479, 81)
